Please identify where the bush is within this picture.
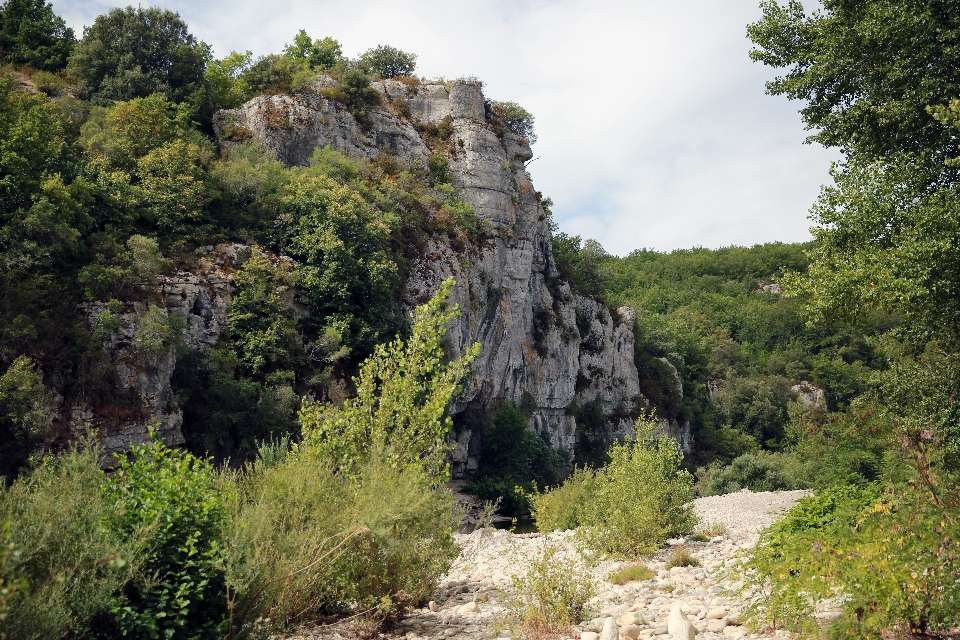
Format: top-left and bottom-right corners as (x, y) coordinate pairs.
(299, 277), (480, 484)
(741, 483), (960, 638)
(464, 402), (568, 516)
(533, 418), (697, 557)
(0, 356), (51, 480)
(358, 44), (417, 78)
(492, 101), (536, 144)
(506, 539), (596, 635)
(242, 54), (306, 96)
(0, 444), (134, 638)
(104, 437), (231, 639)
(283, 30), (342, 70)
(320, 68), (381, 122)
(530, 467), (596, 532)
(608, 564), (654, 585)
(696, 450), (806, 496)
(225, 444), (459, 634)
(664, 547), (699, 569)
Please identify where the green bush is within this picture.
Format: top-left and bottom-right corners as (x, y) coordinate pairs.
(320, 68), (381, 122)
(464, 402), (568, 516)
(608, 563), (654, 585)
(491, 101), (536, 144)
(534, 418), (696, 557)
(283, 30), (342, 70)
(0, 444), (134, 638)
(299, 277), (480, 484)
(225, 444), (458, 634)
(506, 539), (596, 635)
(696, 450), (806, 496)
(358, 44), (417, 78)
(740, 483), (960, 638)
(104, 437), (231, 639)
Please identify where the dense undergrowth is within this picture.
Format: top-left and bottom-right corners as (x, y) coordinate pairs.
(0, 280), (474, 639)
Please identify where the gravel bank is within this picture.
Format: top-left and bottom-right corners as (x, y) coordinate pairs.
(287, 490), (810, 640)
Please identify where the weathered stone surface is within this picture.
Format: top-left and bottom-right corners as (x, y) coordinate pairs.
(73, 79), (698, 465)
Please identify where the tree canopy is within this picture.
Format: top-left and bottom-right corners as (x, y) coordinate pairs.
(67, 6), (208, 106)
(0, 0), (75, 70)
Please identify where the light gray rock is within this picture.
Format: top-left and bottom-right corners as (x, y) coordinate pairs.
(457, 601), (480, 614)
(581, 633), (600, 640)
(622, 624), (643, 639)
(600, 617), (619, 640)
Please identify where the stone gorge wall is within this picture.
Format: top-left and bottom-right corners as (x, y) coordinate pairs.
(214, 77), (652, 473)
(53, 78), (691, 467)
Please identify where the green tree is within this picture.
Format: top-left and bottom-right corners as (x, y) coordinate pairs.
(283, 30), (342, 70)
(747, 0), (960, 167)
(67, 6), (208, 105)
(204, 50), (251, 111)
(281, 171), (401, 358)
(0, 0), (75, 70)
(0, 356), (50, 479)
(358, 44), (416, 78)
(299, 277), (481, 484)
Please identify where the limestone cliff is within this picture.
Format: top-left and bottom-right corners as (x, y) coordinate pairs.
(56, 77), (692, 466)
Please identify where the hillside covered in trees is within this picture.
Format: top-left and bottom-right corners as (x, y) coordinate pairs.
(0, 0), (959, 638)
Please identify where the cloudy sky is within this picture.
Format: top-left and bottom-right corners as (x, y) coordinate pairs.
(53, 0), (838, 255)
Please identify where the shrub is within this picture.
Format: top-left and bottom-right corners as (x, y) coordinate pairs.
(696, 450), (806, 496)
(664, 547), (699, 569)
(225, 444), (459, 634)
(228, 281), (471, 634)
(299, 277), (480, 484)
(506, 539), (596, 635)
(465, 402), (568, 516)
(609, 564), (654, 585)
(530, 466), (595, 532)
(104, 436), (231, 639)
(358, 44), (417, 78)
(492, 101), (536, 144)
(320, 68), (381, 122)
(0, 356), (51, 480)
(740, 484), (960, 638)
(696, 521), (728, 537)
(242, 54), (305, 96)
(0, 444), (134, 638)
(31, 69), (62, 95)
(534, 417), (697, 557)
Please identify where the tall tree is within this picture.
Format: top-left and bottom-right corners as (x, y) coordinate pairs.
(67, 6), (208, 106)
(748, 0), (960, 170)
(0, 0), (74, 71)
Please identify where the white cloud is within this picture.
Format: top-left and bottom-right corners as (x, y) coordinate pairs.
(53, 0), (840, 254)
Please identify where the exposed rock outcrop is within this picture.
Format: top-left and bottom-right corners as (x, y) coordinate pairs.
(61, 76), (689, 467)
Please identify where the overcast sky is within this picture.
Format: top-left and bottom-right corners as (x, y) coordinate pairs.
(53, 0), (838, 255)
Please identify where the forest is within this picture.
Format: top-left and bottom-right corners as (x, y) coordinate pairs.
(1, 0), (959, 638)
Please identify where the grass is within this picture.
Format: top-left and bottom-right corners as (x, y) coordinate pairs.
(608, 564), (654, 585)
(664, 547), (700, 569)
(687, 533), (709, 542)
(697, 521), (729, 537)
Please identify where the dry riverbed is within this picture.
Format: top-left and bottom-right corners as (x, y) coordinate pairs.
(287, 490), (809, 640)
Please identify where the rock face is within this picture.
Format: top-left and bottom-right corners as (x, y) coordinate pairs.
(221, 77), (644, 471)
(61, 77), (690, 467)
(58, 251), (237, 460)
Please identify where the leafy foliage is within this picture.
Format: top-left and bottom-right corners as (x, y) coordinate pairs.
(534, 418), (697, 557)
(464, 402), (569, 516)
(104, 437), (230, 639)
(283, 30), (342, 70)
(67, 6), (209, 107)
(0, 444), (134, 638)
(0, 356), (50, 480)
(358, 44), (417, 79)
(0, 0), (75, 71)
(492, 100), (537, 144)
(505, 540), (596, 635)
(299, 278), (480, 484)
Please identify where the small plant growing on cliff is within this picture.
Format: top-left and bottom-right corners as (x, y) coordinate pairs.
(492, 100), (537, 144)
(664, 547), (700, 569)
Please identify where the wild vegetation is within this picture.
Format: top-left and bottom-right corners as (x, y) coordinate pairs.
(2, 0), (960, 637)
(0, 281), (472, 638)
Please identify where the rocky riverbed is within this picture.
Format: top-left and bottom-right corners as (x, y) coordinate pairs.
(288, 490), (809, 640)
